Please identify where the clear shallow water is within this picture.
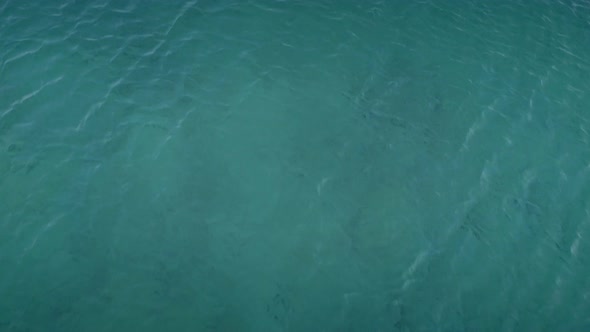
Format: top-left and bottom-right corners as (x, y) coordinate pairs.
(1, 0), (590, 331)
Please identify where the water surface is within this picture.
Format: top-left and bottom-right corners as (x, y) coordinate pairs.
(1, 1), (590, 331)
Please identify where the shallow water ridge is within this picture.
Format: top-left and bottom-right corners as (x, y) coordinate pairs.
(1, 1), (590, 331)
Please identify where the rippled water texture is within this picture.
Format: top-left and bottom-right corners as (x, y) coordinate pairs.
(2, 1), (590, 331)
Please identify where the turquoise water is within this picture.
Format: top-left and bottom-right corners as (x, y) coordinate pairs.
(1, 0), (590, 331)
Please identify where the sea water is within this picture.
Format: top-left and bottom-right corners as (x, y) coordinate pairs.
(1, 1), (590, 331)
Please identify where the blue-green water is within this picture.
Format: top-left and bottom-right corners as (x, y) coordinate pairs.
(1, 1), (590, 331)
